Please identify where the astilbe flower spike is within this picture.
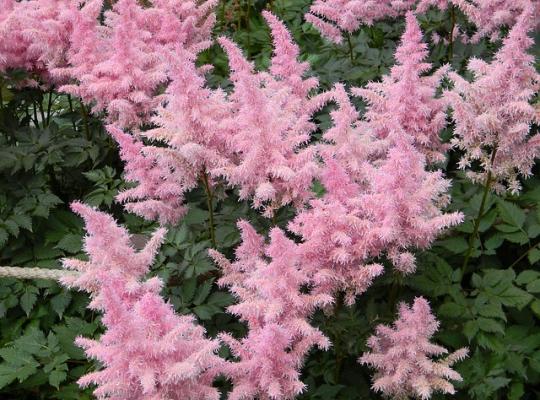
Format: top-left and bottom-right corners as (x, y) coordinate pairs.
(61, 202), (223, 399)
(304, 0), (448, 43)
(0, 0), (73, 84)
(360, 297), (468, 399)
(445, 4), (540, 194)
(304, 0), (538, 44)
(108, 126), (191, 225)
(54, 0), (217, 127)
(352, 12), (449, 163)
(210, 221), (332, 400)
(215, 11), (327, 217)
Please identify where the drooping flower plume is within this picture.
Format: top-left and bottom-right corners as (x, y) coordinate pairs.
(360, 297), (469, 399)
(62, 203), (223, 399)
(210, 222), (332, 400)
(445, 5), (540, 193)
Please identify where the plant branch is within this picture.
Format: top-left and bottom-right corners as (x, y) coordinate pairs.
(462, 148), (498, 272)
(201, 170), (217, 248)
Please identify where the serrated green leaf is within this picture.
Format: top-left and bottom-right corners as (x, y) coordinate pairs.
(497, 200), (526, 228)
(516, 270), (540, 285)
(51, 292), (72, 319)
(20, 286), (39, 316)
(528, 248), (540, 265)
(477, 317), (505, 334)
(526, 279), (540, 293)
(55, 234), (82, 253)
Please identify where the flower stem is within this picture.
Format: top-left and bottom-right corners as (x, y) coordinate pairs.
(201, 170), (217, 248)
(448, 5), (456, 63)
(346, 32), (354, 63)
(462, 149), (497, 272)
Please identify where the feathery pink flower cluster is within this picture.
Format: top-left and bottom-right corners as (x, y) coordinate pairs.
(305, 0), (447, 43)
(114, 11), (327, 222)
(210, 222), (331, 400)
(445, 5), (540, 194)
(305, 0), (538, 44)
(352, 12), (450, 163)
(62, 203), (223, 399)
(55, 0), (216, 127)
(0, 0), (72, 84)
(290, 15), (462, 303)
(1, 0), (216, 126)
(361, 297), (469, 399)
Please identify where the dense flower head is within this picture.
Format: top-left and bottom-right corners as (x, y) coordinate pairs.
(445, 5), (540, 193)
(53, 0), (217, 127)
(210, 222), (332, 400)
(305, 0), (538, 44)
(109, 126), (191, 225)
(214, 11), (327, 217)
(304, 0), (448, 43)
(360, 297), (469, 399)
(0, 0), (73, 84)
(352, 12), (449, 163)
(61, 203), (223, 399)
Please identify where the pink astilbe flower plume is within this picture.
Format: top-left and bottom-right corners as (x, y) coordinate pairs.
(214, 12), (328, 217)
(210, 221), (332, 399)
(108, 126), (190, 225)
(305, 0), (448, 43)
(445, 5), (540, 193)
(360, 297), (468, 399)
(54, 0), (217, 127)
(291, 84), (461, 301)
(111, 42), (233, 224)
(61, 203), (223, 399)
(0, 0), (73, 84)
(352, 12), (449, 163)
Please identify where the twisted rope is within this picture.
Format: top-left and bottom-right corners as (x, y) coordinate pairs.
(0, 266), (80, 281)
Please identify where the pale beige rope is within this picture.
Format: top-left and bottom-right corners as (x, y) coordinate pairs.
(0, 266), (80, 281)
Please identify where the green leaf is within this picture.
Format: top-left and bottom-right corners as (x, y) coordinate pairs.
(497, 200), (526, 228)
(193, 278), (214, 306)
(10, 214), (32, 232)
(48, 369), (67, 389)
(516, 270), (540, 285)
(526, 279), (540, 293)
(477, 317), (505, 334)
(55, 233), (82, 253)
(438, 302), (464, 318)
(20, 286), (39, 316)
(528, 248), (540, 265)
(51, 292), (72, 318)
(437, 236), (469, 254)
(0, 228), (8, 247)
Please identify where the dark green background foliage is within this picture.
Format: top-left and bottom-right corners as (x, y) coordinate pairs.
(0, 0), (539, 398)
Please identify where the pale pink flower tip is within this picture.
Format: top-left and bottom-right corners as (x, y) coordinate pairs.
(361, 297), (468, 399)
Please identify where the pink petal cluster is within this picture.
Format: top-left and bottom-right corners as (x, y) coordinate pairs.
(0, 0), (73, 84)
(305, 0), (448, 43)
(445, 6), (540, 193)
(290, 15), (462, 302)
(113, 12), (329, 221)
(210, 222), (332, 400)
(360, 297), (469, 399)
(451, 0), (539, 42)
(305, 0), (538, 44)
(352, 12), (449, 163)
(62, 202), (223, 399)
(54, 0), (217, 127)
(214, 11), (325, 217)
(108, 126), (191, 225)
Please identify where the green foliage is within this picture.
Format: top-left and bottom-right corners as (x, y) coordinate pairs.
(0, 1), (539, 399)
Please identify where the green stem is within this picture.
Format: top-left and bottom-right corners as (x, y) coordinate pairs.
(448, 5), (456, 63)
(32, 100), (40, 128)
(346, 32), (354, 63)
(509, 241), (540, 270)
(46, 89), (54, 126)
(80, 102), (91, 140)
(201, 171), (217, 248)
(67, 95), (77, 132)
(462, 149), (498, 272)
